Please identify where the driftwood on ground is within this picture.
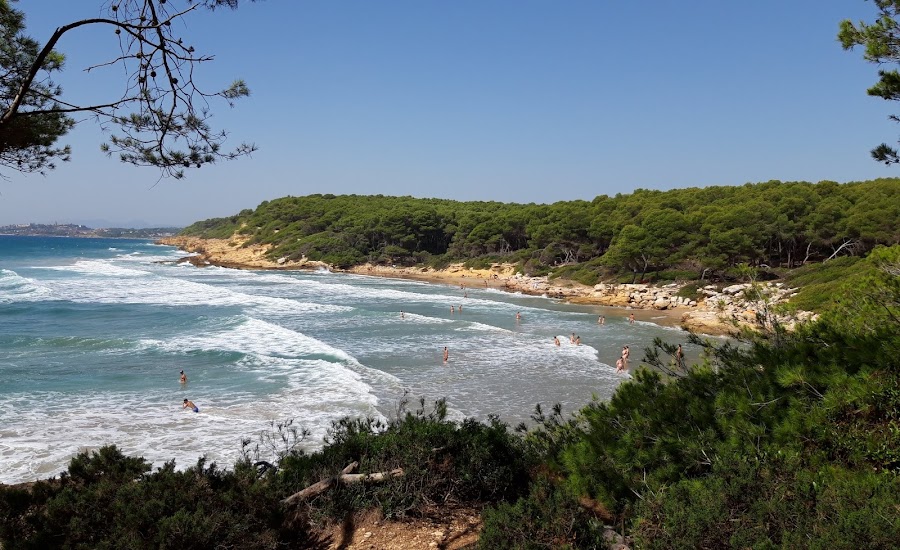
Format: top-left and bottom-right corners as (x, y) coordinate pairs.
(282, 461), (404, 505)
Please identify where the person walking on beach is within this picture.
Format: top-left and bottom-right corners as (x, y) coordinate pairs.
(629, 313), (635, 325)
(183, 398), (199, 413)
(179, 370), (187, 384)
(443, 347), (449, 363)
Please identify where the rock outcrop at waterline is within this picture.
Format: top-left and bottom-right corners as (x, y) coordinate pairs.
(156, 236), (814, 337)
(157, 236), (330, 271)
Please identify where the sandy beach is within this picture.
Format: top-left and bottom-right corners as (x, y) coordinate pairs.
(156, 235), (818, 336)
(157, 236), (709, 332)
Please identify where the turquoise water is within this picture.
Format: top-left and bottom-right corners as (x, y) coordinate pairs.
(0, 235), (691, 483)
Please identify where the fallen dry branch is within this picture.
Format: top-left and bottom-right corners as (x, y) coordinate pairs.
(282, 461), (404, 506)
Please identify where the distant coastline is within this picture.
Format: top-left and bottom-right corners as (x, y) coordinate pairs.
(0, 223), (181, 239)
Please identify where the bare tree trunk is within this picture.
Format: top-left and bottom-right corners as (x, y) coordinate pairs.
(825, 239), (857, 262)
(802, 242), (813, 265)
(281, 462), (404, 505)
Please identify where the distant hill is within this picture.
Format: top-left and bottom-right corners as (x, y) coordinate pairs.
(0, 223), (182, 239)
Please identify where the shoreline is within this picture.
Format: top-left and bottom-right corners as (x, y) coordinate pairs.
(342, 263), (689, 329)
(157, 235), (808, 336)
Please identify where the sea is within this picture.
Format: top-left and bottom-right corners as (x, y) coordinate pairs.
(0, 235), (692, 484)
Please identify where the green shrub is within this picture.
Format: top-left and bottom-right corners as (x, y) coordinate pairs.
(0, 447), (307, 549)
(783, 256), (865, 311)
(655, 269), (701, 281)
(675, 282), (701, 302)
(478, 477), (605, 550)
(274, 398), (529, 521)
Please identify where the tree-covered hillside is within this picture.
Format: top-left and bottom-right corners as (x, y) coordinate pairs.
(181, 179), (900, 283)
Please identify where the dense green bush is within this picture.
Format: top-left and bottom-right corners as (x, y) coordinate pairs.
(478, 477), (606, 549)
(549, 258), (607, 285)
(0, 447), (306, 549)
(675, 282), (702, 301)
(273, 397), (528, 521)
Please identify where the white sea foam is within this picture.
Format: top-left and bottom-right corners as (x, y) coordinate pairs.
(42, 259), (151, 278)
(138, 315), (403, 389)
(0, 377), (382, 483)
(632, 319), (686, 333)
(400, 313), (454, 325)
(142, 316), (357, 362)
(458, 321), (513, 333)
(0, 269), (52, 302)
(30, 263), (352, 315)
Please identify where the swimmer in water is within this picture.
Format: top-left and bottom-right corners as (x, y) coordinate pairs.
(183, 398), (199, 413)
(451, 305), (455, 314)
(400, 310), (405, 319)
(554, 336), (561, 346)
(515, 311), (521, 321)
(179, 370), (187, 384)
(629, 313), (635, 325)
(575, 336), (581, 346)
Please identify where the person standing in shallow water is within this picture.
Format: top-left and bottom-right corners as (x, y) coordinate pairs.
(629, 313), (635, 324)
(179, 370), (187, 384)
(443, 347), (449, 363)
(183, 399), (199, 413)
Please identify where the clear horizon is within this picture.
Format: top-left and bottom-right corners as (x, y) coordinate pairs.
(1, 0), (897, 227)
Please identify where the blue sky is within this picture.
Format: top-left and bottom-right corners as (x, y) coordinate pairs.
(0, 0), (896, 227)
